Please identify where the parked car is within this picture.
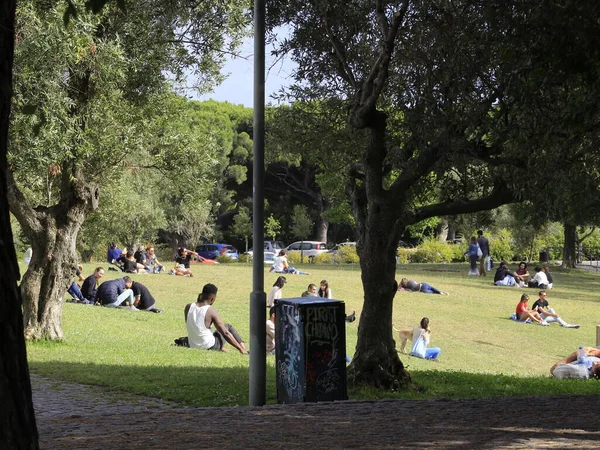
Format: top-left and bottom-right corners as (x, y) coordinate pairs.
(246, 241), (285, 265)
(328, 241), (357, 254)
(195, 243), (239, 260)
(286, 241), (328, 259)
(191, 255), (219, 265)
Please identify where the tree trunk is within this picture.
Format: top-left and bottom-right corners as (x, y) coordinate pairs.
(347, 111), (411, 390)
(0, 0), (39, 446)
(315, 198), (332, 243)
(21, 214), (84, 340)
(562, 223), (577, 269)
(436, 217), (449, 242)
(7, 165), (98, 341)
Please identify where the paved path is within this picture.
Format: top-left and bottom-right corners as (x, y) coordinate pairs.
(32, 374), (600, 449)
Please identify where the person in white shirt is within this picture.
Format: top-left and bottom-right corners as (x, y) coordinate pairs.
(267, 276), (286, 308)
(271, 249), (310, 275)
(266, 306), (276, 354)
(184, 283), (248, 354)
(528, 266), (549, 289)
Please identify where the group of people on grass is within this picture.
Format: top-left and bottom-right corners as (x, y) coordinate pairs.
(107, 242), (165, 274)
(107, 243), (211, 277)
(514, 291), (579, 328)
(68, 265), (162, 313)
(494, 261), (554, 289)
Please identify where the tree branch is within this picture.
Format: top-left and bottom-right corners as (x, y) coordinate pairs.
(411, 180), (518, 224)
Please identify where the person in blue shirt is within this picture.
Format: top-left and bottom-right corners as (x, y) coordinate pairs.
(464, 236), (480, 276)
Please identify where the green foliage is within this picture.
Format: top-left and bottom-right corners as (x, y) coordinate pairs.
(285, 251), (301, 265)
(290, 205), (313, 240)
(215, 255), (235, 263)
(396, 248), (414, 264)
(264, 214), (281, 241)
(410, 239), (456, 263)
(313, 252), (334, 264)
(488, 229), (515, 262)
(230, 207), (252, 253)
(337, 245), (359, 264)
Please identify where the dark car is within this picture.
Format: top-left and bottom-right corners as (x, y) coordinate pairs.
(195, 243), (239, 260)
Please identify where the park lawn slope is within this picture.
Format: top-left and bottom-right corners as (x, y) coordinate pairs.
(25, 262), (600, 407)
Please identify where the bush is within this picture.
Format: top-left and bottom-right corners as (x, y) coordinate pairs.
(313, 252), (334, 264)
(237, 254), (252, 264)
(216, 254), (235, 263)
(286, 251), (302, 265)
(488, 228), (514, 262)
(410, 239), (455, 263)
(337, 245), (360, 264)
(449, 243), (467, 262)
(396, 248), (414, 264)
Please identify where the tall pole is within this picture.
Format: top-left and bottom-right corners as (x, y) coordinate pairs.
(249, 0), (266, 406)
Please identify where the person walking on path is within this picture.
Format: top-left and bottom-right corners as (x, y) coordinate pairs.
(477, 230), (490, 276)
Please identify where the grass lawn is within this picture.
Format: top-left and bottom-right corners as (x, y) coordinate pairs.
(24, 261), (600, 407)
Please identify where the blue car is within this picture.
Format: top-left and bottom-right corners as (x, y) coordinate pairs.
(195, 243), (239, 260)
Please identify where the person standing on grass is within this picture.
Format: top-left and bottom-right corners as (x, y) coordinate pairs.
(464, 236), (480, 276)
(184, 283), (248, 354)
(515, 294), (548, 325)
(531, 291), (579, 328)
(81, 267), (104, 303)
(477, 230), (490, 276)
(97, 276), (135, 308)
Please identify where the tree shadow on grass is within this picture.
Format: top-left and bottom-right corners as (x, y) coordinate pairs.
(30, 361), (278, 407)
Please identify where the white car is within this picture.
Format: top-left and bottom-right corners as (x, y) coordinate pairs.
(246, 241), (284, 264)
(285, 241), (328, 259)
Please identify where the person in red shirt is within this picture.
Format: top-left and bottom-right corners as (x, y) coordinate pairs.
(515, 294), (548, 325)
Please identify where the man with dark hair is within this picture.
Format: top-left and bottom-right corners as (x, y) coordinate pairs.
(477, 230), (490, 277)
(131, 280), (162, 313)
(493, 261), (523, 286)
(81, 267), (104, 303)
(183, 283), (248, 354)
(96, 276), (134, 308)
(532, 291), (579, 328)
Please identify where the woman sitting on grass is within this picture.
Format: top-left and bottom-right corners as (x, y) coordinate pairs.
(410, 317), (441, 360)
(399, 278), (449, 295)
(515, 294), (548, 325)
(271, 249), (310, 275)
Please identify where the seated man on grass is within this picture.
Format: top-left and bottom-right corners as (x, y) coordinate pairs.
(131, 280), (162, 313)
(494, 261), (523, 287)
(531, 290), (579, 328)
(97, 276), (135, 309)
(182, 283), (248, 354)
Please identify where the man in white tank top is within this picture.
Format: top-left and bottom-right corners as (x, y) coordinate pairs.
(184, 283), (248, 354)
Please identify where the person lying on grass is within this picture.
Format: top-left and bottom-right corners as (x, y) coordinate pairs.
(182, 283), (248, 354)
(515, 294), (548, 325)
(551, 347), (600, 379)
(398, 278), (449, 295)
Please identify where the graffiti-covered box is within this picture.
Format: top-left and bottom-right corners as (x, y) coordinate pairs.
(275, 297), (347, 404)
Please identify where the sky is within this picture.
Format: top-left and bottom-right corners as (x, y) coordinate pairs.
(194, 35), (296, 108)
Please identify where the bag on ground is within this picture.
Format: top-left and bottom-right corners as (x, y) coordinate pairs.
(552, 363), (589, 380)
(410, 331), (427, 359)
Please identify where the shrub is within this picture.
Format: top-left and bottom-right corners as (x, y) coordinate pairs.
(410, 239), (455, 263)
(216, 254), (235, 263)
(237, 254), (252, 264)
(313, 252), (334, 265)
(337, 245), (359, 264)
(488, 228), (514, 262)
(449, 243), (467, 262)
(396, 248), (414, 264)
(286, 251), (302, 265)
